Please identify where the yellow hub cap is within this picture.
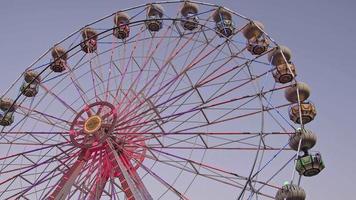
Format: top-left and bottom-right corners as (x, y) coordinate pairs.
(84, 115), (102, 134)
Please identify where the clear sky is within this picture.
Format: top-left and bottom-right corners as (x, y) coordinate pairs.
(0, 0), (355, 199)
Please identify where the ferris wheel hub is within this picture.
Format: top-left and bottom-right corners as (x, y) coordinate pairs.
(83, 115), (102, 134)
(70, 101), (117, 148)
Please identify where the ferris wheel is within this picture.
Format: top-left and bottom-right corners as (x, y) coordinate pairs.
(0, 1), (324, 199)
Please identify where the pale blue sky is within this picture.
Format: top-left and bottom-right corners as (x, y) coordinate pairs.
(0, 0), (355, 199)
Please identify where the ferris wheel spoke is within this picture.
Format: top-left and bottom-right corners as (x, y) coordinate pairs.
(16, 105), (72, 126)
(136, 24), (194, 100)
(1, 128), (62, 146)
(261, 94), (296, 130)
(0, 140), (63, 146)
(67, 150), (109, 199)
(161, 63), (212, 126)
(131, 147), (276, 199)
(203, 68), (270, 104)
(106, 138), (153, 200)
(193, 50), (272, 103)
(147, 39), (222, 107)
(251, 155), (294, 199)
(0, 131), (70, 135)
(104, 34), (123, 102)
(112, 26), (147, 101)
(0, 145), (76, 176)
(175, 103), (291, 133)
(129, 148), (270, 189)
(12, 113), (68, 133)
(4, 163), (74, 199)
(113, 95), (290, 134)
(113, 131), (291, 150)
(88, 58), (105, 102)
(128, 145), (240, 186)
(150, 132), (265, 151)
(113, 26), (166, 109)
(69, 129), (83, 138)
(84, 105), (94, 118)
(117, 89), (196, 130)
(48, 149), (91, 200)
(188, 84), (287, 123)
(0, 146), (78, 199)
(0, 142), (70, 164)
(48, 51), (93, 104)
(120, 89), (158, 120)
(112, 93), (274, 141)
(114, 79), (191, 130)
(114, 22), (216, 121)
(145, 142), (289, 151)
(144, 42), (222, 112)
(201, 95), (260, 126)
(194, 50), (236, 87)
(94, 104), (105, 116)
(108, 178), (126, 199)
(87, 168), (110, 199)
(114, 25), (178, 116)
(145, 33), (184, 99)
(135, 96), (287, 134)
(2, 147), (76, 176)
(17, 148), (79, 198)
(111, 91), (156, 126)
(165, 45), (232, 111)
(37, 78), (80, 115)
(139, 162), (190, 200)
(116, 114), (166, 146)
(131, 91), (168, 132)
(114, 131), (291, 136)
(6, 102), (66, 143)
(114, 42), (228, 131)
(112, 55), (258, 135)
(66, 58), (94, 105)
